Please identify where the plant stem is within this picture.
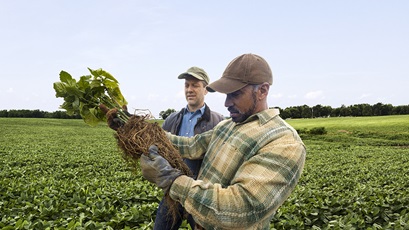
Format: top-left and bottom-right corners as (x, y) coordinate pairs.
(100, 96), (129, 123)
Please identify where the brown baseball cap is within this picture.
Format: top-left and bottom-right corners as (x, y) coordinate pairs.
(178, 66), (209, 84)
(207, 53), (273, 94)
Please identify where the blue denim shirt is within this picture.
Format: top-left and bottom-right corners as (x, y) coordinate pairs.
(178, 105), (205, 138)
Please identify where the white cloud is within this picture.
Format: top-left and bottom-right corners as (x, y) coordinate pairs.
(305, 90), (324, 100)
(147, 93), (160, 101)
(359, 93), (371, 99)
(271, 93), (282, 99)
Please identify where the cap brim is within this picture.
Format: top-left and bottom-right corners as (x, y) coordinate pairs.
(178, 72), (205, 81)
(206, 77), (248, 94)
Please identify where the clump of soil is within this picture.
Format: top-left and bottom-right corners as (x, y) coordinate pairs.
(114, 115), (191, 223)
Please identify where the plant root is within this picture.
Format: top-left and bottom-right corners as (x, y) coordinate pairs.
(115, 115), (192, 224)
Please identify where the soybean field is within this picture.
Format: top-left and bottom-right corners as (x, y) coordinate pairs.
(1, 115), (408, 229)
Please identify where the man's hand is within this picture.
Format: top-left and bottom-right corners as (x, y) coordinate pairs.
(140, 145), (182, 194)
(99, 104), (131, 131)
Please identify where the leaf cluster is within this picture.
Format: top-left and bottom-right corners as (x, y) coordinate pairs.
(53, 68), (127, 126)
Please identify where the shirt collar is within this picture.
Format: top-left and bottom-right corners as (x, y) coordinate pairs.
(184, 104), (206, 115)
(236, 108), (280, 125)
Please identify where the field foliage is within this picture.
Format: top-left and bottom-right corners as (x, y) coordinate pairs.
(1, 115), (409, 229)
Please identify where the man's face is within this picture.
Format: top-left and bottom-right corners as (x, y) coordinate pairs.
(184, 77), (207, 110)
(225, 84), (259, 123)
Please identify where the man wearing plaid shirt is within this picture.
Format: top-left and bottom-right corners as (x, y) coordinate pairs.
(140, 53), (306, 229)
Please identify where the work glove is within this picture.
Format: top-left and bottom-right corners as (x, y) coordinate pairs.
(140, 145), (183, 194)
(99, 104), (131, 131)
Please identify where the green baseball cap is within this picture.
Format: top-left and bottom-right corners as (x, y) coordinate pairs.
(178, 66), (209, 84)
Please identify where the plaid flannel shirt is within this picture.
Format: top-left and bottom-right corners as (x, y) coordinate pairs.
(167, 109), (306, 229)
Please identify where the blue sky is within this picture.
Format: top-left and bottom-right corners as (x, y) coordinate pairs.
(1, 1), (408, 117)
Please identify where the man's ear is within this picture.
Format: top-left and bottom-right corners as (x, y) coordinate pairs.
(259, 82), (270, 99)
(203, 82), (209, 95)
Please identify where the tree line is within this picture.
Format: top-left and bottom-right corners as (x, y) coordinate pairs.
(1, 102), (408, 120)
(277, 102), (409, 119)
(0, 109), (81, 119)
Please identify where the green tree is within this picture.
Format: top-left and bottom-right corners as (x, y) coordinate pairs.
(349, 104), (361, 116)
(339, 104), (351, 116)
(361, 103), (373, 116)
(0, 110), (8, 117)
(321, 105), (332, 117)
(300, 105), (312, 118)
(312, 104), (322, 118)
(284, 106), (302, 119)
(392, 105), (409, 115)
(331, 107), (341, 117)
(159, 108), (176, 120)
(277, 107), (290, 119)
(372, 102), (393, 116)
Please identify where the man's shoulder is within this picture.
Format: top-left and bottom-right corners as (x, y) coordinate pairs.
(208, 110), (225, 122)
(206, 106), (224, 119)
(162, 110), (183, 130)
(209, 110), (224, 117)
(165, 111), (181, 120)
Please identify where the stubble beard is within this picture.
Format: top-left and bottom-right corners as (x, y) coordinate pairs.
(231, 92), (258, 123)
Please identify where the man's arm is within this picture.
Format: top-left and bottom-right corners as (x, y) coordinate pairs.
(169, 141), (306, 229)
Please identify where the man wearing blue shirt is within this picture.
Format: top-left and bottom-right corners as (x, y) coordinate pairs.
(155, 66), (224, 229)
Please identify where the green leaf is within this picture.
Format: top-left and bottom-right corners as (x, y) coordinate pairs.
(72, 96), (80, 111)
(59, 70), (73, 83)
(103, 79), (118, 90)
(106, 87), (127, 107)
(78, 75), (91, 90)
(60, 101), (75, 115)
(53, 82), (67, 97)
(54, 67), (128, 126)
(65, 85), (83, 98)
(88, 67), (118, 83)
(80, 107), (100, 126)
(64, 95), (77, 103)
(90, 79), (103, 90)
(89, 86), (105, 97)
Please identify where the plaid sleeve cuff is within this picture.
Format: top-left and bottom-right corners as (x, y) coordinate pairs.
(169, 175), (192, 205)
